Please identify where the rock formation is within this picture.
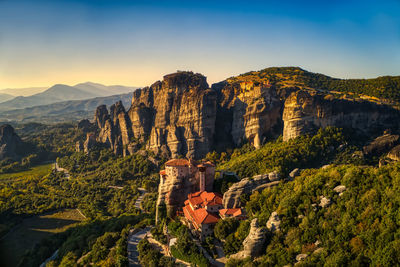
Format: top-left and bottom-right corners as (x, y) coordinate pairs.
(91, 70), (400, 159)
(223, 172), (281, 209)
(77, 119), (94, 132)
(83, 133), (97, 154)
(266, 211), (281, 232)
(75, 141), (83, 152)
(387, 145), (400, 161)
(0, 124), (23, 160)
(131, 72), (217, 159)
(282, 90), (400, 141)
(333, 185), (346, 195)
(363, 134), (399, 157)
(231, 218), (267, 259)
(319, 196), (331, 208)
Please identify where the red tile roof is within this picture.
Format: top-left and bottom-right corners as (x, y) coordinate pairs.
(219, 208), (244, 217)
(160, 170), (166, 176)
(165, 159), (190, 167)
(187, 191), (222, 208)
(165, 158), (215, 168)
(183, 204), (220, 227)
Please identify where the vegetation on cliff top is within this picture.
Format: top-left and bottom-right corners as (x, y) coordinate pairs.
(230, 67), (400, 103)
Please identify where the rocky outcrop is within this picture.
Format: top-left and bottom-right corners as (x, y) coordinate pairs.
(333, 185), (346, 195)
(223, 172), (281, 208)
(266, 211), (281, 232)
(77, 119), (94, 132)
(83, 133), (97, 154)
(282, 90), (400, 141)
(363, 134), (399, 157)
(0, 124), (23, 160)
(75, 141), (83, 152)
(319, 196), (331, 208)
(387, 145), (400, 161)
(231, 218), (267, 259)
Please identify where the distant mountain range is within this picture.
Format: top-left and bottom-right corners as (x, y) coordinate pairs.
(0, 87), (47, 97)
(0, 93), (133, 123)
(0, 93), (15, 104)
(0, 82), (137, 111)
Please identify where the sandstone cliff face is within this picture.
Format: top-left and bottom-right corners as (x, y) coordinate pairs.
(156, 170), (197, 219)
(94, 72), (218, 159)
(0, 124), (23, 160)
(231, 218), (267, 259)
(283, 91), (400, 141)
(213, 80), (281, 149)
(93, 71), (400, 159)
(130, 72), (217, 159)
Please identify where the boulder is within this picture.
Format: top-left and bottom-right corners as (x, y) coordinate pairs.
(319, 196), (331, 208)
(333, 185), (346, 194)
(268, 171), (281, 182)
(296, 254), (308, 262)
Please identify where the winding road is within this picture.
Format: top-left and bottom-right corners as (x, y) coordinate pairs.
(127, 227), (152, 267)
(128, 188), (149, 267)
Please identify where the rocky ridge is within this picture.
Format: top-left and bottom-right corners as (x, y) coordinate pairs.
(92, 69), (400, 159)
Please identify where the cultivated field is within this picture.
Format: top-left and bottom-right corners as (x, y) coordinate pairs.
(0, 163), (53, 182)
(0, 209), (86, 267)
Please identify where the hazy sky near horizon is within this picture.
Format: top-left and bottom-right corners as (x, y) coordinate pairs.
(0, 0), (399, 89)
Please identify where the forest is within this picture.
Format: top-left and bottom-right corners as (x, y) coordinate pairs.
(1, 121), (400, 266)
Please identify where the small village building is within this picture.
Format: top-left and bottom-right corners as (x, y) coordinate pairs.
(219, 208), (246, 220)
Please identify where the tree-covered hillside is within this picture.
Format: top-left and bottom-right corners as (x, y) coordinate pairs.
(228, 162), (400, 266)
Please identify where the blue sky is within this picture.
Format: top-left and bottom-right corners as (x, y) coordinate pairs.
(0, 0), (399, 88)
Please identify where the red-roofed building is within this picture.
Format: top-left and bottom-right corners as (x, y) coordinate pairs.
(182, 191), (223, 240)
(219, 208), (246, 220)
(182, 191), (247, 239)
